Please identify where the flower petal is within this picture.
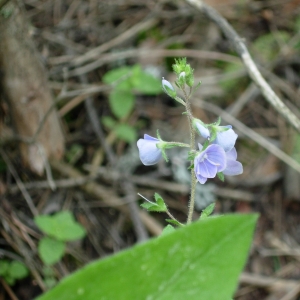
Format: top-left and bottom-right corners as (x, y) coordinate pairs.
(197, 160), (217, 178)
(195, 173), (207, 184)
(137, 138), (162, 166)
(196, 123), (210, 139)
(144, 134), (159, 142)
(226, 147), (237, 160)
(206, 144), (226, 171)
(214, 126), (237, 152)
(223, 159), (243, 176)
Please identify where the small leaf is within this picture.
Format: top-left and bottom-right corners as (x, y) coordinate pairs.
(8, 261), (29, 279)
(109, 90), (134, 119)
(44, 277), (57, 289)
(38, 237), (65, 266)
(5, 275), (15, 286)
(134, 72), (162, 95)
(217, 172), (225, 182)
(201, 203), (215, 220)
(35, 211), (86, 241)
(102, 66), (132, 84)
(140, 202), (155, 210)
(114, 124), (137, 143)
(0, 260), (9, 276)
(101, 116), (116, 129)
(161, 224), (175, 235)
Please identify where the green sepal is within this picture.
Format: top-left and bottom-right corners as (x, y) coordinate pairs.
(187, 150), (197, 161)
(161, 225), (175, 236)
(209, 128), (218, 143)
(211, 117), (221, 126)
(162, 84), (176, 98)
(202, 140), (210, 151)
(217, 172), (225, 182)
(156, 129), (162, 140)
(174, 96), (186, 106)
(161, 148), (169, 163)
(187, 163), (194, 170)
(166, 219), (184, 227)
(200, 203), (215, 220)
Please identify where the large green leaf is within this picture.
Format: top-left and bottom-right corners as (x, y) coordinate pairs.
(36, 214), (257, 300)
(35, 211), (86, 241)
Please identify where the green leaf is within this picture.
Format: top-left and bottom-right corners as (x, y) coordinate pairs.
(133, 72), (162, 95)
(8, 261), (29, 279)
(114, 124), (137, 143)
(101, 116), (116, 129)
(0, 260), (9, 276)
(109, 90), (134, 119)
(5, 275), (15, 286)
(102, 66), (132, 84)
(35, 211), (86, 241)
(36, 214), (258, 300)
(38, 237), (65, 266)
(200, 203), (215, 220)
(161, 224), (175, 235)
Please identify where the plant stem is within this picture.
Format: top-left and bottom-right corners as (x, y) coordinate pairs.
(166, 210), (184, 227)
(183, 88), (197, 224)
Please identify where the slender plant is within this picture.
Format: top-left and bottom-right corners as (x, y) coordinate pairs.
(137, 58), (243, 225)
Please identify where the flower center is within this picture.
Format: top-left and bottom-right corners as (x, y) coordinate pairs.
(200, 153), (208, 162)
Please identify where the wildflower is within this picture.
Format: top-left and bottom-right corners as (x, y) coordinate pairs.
(223, 148), (243, 176)
(137, 134), (162, 166)
(162, 78), (176, 98)
(195, 122), (210, 139)
(194, 144), (226, 184)
(213, 125), (237, 152)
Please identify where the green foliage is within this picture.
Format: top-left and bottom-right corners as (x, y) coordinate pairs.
(35, 211), (86, 241)
(161, 224), (175, 235)
(35, 211), (86, 266)
(102, 64), (161, 143)
(38, 237), (66, 266)
(114, 124), (137, 143)
(140, 193), (167, 212)
(36, 214), (258, 300)
(0, 260), (29, 285)
(200, 203), (215, 220)
(109, 89), (134, 119)
(252, 31), (291, 63)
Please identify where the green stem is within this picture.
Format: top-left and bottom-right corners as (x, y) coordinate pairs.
(182, 88), (197, 225)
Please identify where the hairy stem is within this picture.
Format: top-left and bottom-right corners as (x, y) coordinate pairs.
(183, 89), (197, 224)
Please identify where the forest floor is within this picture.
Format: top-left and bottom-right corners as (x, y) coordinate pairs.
(1, 0), (300, 299)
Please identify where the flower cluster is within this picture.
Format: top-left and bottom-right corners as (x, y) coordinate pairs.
(137, 111), (242, 184)
(193, 121), (242, 184)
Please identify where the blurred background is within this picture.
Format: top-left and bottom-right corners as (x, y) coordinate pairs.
(1, 0), (300, 299)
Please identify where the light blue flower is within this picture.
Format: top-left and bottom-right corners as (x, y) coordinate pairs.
(223, 147), (243, 176)
(162, 78), (176, 97)
(213, 125), (237, 152)
(194, 144), (226, 184)
(195, 122), (210, 139)
(137, 134), (162, 166)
